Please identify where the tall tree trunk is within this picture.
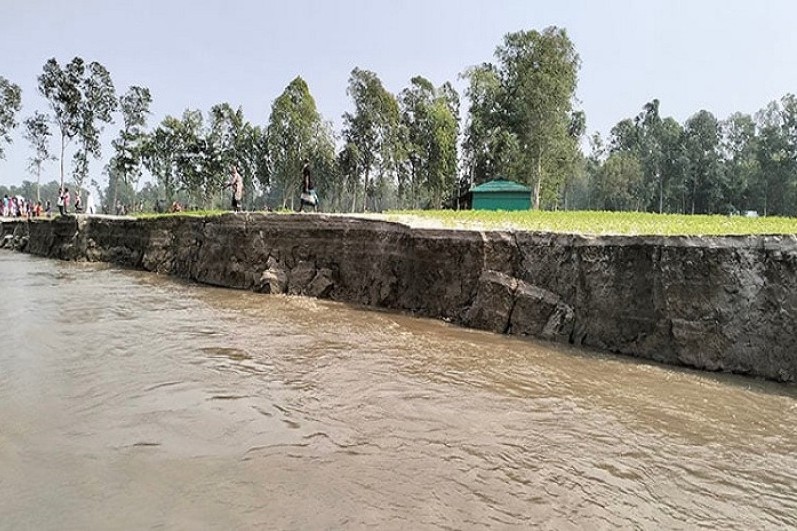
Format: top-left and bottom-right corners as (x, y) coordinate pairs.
(363, 168), (371, 212)
(533, 145), (542, 210)
(763, 180), (768, 217)
(681, 180), (685, 214)
(586, 173), (591, 210)
(112, 172), (119, 216)
(60, 133), (65, 190)
(658, 170), (663, 214)
(36, 166), (41, 203)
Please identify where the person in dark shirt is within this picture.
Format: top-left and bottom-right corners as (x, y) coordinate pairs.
(298, 158), (319, 212)
(225, 165), (244, 212)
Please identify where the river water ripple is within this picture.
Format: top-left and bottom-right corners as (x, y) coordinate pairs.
(0, 252), (795, 530)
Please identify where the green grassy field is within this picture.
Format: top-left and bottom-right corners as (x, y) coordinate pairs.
(128, 208), (797, 236)
(384, 210), (797, 236)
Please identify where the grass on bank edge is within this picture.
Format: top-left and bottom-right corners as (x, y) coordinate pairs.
(383, 210), (797, 236)
(113, 208), (797, 236)
(134, 209), (229, 219)
(133, 208), (305, 219)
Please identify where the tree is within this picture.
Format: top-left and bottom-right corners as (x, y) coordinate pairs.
(657, 117), (686, 213)
(594, 153), (644, 211)
(0, 77), (22, 160)
(462, 27), (582, 209)
(102, 162), (135, 213)
(398, 77), (460, 208)
(583, 132), (607, 210)
(207, 103), (242, 171)
(635, 100), (664, 212)
(608, 101), (688, 213)
(462, 63), (515, 187)
(425, 91), (459, 208)
(337, 142), (361, 212)
(110, 86), (152, 211)
(779, 94), (797, 215)
(172, 109), (211, 207)
(550, 109), (587, 209)
(22, 112), (54, 202)
(609, 118), (640, 153)
(608, 116), (648, 209)
(207, 103), (267, 210)
(141, 110), (209, 208)
(721, 113), (758, 213)
(342, 68), (401, 212)
(683, 110), (724, 214)
(398, 77), (434, 207)
(142, 116), (181, 203)
(234, 121), (268, 210)
(142, 107), (266, 211)
(266, 77), (334, 209)
(72, 61), (117, 193)
(38, 57), (88, 189)
(496, 27), (581, 209)
(38, 57), (117, 190)
(752, 97), (797, 216)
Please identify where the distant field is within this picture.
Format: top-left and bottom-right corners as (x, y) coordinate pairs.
(383, 210), (797, 236)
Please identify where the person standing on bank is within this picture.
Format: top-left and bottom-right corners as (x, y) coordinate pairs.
(225, 165), (243, 212)
(56, 189), (65, 216)
(298, 158), (318, 212)
(86, 189), (96, 215)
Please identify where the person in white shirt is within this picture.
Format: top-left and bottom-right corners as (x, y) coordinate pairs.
(86, 190), (96, 215)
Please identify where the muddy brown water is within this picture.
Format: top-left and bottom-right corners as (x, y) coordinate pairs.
(1, 251), (795, 530)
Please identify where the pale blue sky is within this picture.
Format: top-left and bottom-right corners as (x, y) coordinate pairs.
(1, 0), (796, 187)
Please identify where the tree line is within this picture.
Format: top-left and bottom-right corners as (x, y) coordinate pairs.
(573, 96), (797, 216)
(0, 59), (461, 212)
(1, 26), (796, 215)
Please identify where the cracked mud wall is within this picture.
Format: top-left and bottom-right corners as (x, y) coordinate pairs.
(2, 215), (795, 381)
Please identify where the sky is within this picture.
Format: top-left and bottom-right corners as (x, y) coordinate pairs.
(1, 0), (796, 187)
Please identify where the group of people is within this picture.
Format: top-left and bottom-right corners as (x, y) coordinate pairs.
(223, 159), (319, 213)
(4, 165), (317, 219)
(2, 194), (50, 219)
(55, 187), (95, 216)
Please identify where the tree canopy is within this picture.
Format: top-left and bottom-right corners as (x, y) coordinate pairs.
(266, 76), (333, 209)
(37, 57), (117, 190)
(463, 27), (583, 209)
(0, 76), (22, 160)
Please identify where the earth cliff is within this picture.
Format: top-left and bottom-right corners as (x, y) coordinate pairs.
(2, 214), (795, 381)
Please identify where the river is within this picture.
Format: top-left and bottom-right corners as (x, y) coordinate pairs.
(0, 251), (795, 530)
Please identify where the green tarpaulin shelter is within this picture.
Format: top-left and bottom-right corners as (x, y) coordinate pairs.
(470, 179), (532, 211)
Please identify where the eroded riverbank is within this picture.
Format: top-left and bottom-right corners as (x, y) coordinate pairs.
(2, 214), (796, 381)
